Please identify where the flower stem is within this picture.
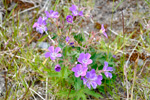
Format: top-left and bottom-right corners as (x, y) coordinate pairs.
(45, 31), (55, 44)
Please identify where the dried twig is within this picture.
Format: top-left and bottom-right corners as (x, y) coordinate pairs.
(125, 41), (140, 68)
(131, 55), (139, 100)
(124, 41), (139, 100)
(108, 28), (139, 42)
(21, 82), (32, 100)
(46, 77), (48, 100)
(67, 85), (72, 100)
(45, 31), (55, 45)
(138, 59), (149, 77)
(38, 0), (51, 14)
(1, 5), (40, 25)
(24, 79), (45, 100)
(122, 10), (125, 35)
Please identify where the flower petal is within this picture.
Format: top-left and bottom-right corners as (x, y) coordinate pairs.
(38, 28), (44, 34)
(87, 59), (93, 65)
(81, 76), (84, 80)
(33, 23), (38, 28)
(66, 15), (73, 23)
(52, 12), (59, 18)
(79, 53), (85, 58)
(78, 57), (84, 64)
(101, 24), (105, 30)
(86, 82), (91, 89)
(45, 52), (50, 58)
(75, 72), (80, 77)
(50, 56), (56, 60)
(83, 78), (87, 84)
(91, 69), (96, 74)
(57, 53), (62, 57)
(103, 61), (108, 71)
(81, 67), (88, 76)
(50, 10), (54, 14)
(107, 67), (113, 71)
(55, 47), (61, 53)
(83, 67), (88, 72)
(82, 64), (87, 67)
(55, 64), (61, 72)
(72, 10), (78, 16)
(78, 53), (85, 63)
(45, 11), (49, 17)
(72, 67), (76, 72)
(85, 53), (91, 59)
(38, 17), (43, 24)
(103, 32), (108, 38)
(96, 75), (103, 85)
(78, 11), (83, 16)
(48, 46), (54, 52)
(91, 82), (97, 89)
(86, 72), (90, 78)
(76, 64), (82, 69)
(69, 5), (77, 11)
(104, 72), (112, 78)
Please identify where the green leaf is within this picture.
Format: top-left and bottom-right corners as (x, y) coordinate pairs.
(84, 89), (103, 98)
(47, 71), (59, 77)
(61, 65), (72, 79)
(98, 85), (105, 94)
(74, 33), (84, 44)
(52, 33), (57, 39)
(38, 35), (48, 42)
(74, 78), (83, 90)
(62, 46), (71, 57)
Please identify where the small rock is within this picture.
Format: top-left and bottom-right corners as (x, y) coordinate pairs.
(138, 59), (144, 66)
(31, 42), (36, 48)
(38, 42), (49, 49)
(0, 72), (5, 96)
(148, 77), (150, 83)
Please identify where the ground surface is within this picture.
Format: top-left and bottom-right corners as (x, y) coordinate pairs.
(0, 0), (150, 99)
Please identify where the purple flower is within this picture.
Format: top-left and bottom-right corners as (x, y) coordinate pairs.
(81, 76), (84, 80)
(96, 75), (103, 85)
(69, 42), (74, 47)
(45, 10), (59, 18)
(69, 5), (83, 16)
(83, 69), (103, 89)
(33, 17), (47, 34)
(69, 42), (74, 45)
(102, 61), (113, 78)
(78, 53), (93, 67)
(72, 10), (79, 16)
(45, 46), (62, 60)
(100, 24), (108, 38)
(112, 55), (116, 58)
(66, 36), (70, 42)
(66, 15), (73, 23)
(69, 5), (78, 11)
(43, 16), (48, 21)
(78, 11), (83, 16)
(55, 64), (61, 72)
(72, 64), (88, 77)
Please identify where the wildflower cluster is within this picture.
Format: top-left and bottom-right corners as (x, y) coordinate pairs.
(65, 36), (74, 47)
(32, 10), (59, 34)
(32, 4), (113, 90)
(66, 5), (83, 23)
(45, 46), (62, 72)
(72, 53), (113, 89)
(33, 17), (47, 34)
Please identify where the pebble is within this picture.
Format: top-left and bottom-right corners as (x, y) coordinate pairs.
(38, 42), (49, 49)
(137, 59), (144, 66)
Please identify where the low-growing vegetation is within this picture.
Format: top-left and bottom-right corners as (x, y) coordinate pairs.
(0, 0), (150, 100)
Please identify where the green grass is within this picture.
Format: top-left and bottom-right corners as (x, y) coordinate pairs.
(0, 0), (150, 100)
